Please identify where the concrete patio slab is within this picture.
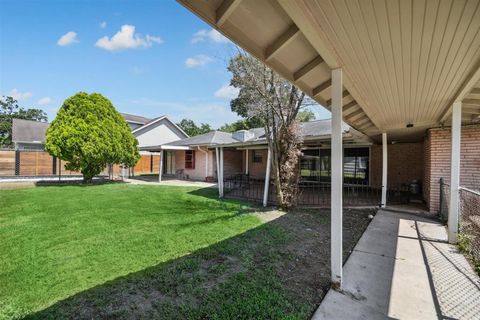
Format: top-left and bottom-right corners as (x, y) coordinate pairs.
(313, 209), (480, 320)
(124, 177), (216, 188)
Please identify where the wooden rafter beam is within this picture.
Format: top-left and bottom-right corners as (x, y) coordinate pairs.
(265, 24), (299, 61)
(469, 88), (480, 95)
(342, 100), (357, 112)
(312, 79), (331, 97)
(462, 98), (480, 106)
(462, 107), (480, 114)
(356, 119), (373, 130)
(326, 90), (349, 106)
(344, 108), (363, 120)
(357, 121), (374, 131)
(293, 56), (323, 81)
(216, 0), (242, 27)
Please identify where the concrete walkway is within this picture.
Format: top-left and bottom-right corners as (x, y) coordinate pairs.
(313, 209), (480, 320)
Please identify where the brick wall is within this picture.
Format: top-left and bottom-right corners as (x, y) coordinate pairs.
(370, 143), (424, 189)
(247, 149), (268, 178)
(174, 148), (215, 181)
(424, 126), (480, 213)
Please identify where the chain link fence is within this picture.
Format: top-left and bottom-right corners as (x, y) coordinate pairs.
(439, 178), (480, 270)
(459, 187), (480, 265)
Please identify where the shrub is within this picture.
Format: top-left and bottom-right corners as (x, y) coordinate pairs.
(46, 92), (140, 182)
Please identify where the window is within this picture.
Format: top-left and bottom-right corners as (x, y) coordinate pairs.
(300, 149), (330, 182)
(300, 147), (369, 183)
(253, 150), (263, 163)
(343, 148), (369, 183)
(185, 150), (195, 169)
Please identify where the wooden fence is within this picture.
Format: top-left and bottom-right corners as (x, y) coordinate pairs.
(0, 150), (160, 177)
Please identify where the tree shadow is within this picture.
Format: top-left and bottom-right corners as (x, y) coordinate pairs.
(23, 208), (372, 320)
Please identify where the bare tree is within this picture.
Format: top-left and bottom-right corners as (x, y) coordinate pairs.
(228, 51), (307, 209)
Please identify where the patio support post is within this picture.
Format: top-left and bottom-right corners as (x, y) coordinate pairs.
(263, 147), (272, 207)
(263, 146), (272, 207)
(448, 101), (462, 244)
(219, 147), (224, 198)
(159, 150), (163, 182)
(215, 147), (221, 197)
(205, 149), (208, 178)
(331, 67), (343, 289)
(381, 132), (388, 207)
(245, 149), (249, 175)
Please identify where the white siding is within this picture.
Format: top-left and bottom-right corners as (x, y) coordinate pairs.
(134, 119), (186, 148)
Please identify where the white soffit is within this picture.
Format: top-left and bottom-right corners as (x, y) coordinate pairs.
(178, 0), (480, 141)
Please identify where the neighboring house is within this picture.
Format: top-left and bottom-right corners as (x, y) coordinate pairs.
(143, 119), (480, 213)
(11, 119), (49, 150)
(142, 119), (373, 181)
(121, 113), (152, 131)
(130, 115), (188, 149)
(11, 113), (188, 150)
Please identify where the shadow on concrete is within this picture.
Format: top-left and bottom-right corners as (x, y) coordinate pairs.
(314, 210), (480, 319)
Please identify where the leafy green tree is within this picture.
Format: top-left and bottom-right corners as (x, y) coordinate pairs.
(0, 96), (48, 147)
(46, 92), (140, 183)
(177, 118), (212, 136)
(296, 109), (316, 122)
(217, 119), (251, 133)
(229, 97), (264, 129)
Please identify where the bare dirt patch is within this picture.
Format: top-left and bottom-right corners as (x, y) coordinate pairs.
(27, 207), (374, 319)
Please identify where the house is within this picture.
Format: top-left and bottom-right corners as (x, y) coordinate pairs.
(11, 119), (49, 151)
(142, 119), (399, 186)
(175, 0), (480, 301)
(145, 117), (479, 214)
(12, 113), (188, 150)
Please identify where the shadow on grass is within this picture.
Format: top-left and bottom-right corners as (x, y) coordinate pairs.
(22, 205), (373, 320)
(34, 179), (121, 188)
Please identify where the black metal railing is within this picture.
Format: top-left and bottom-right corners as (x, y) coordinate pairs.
(223, 174), (410, 207)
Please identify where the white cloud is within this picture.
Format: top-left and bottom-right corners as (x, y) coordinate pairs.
(57, 31), (78, 46)
(37, 97), (52, 105)
(192, 29), (230, 44)
(100, 21), (107, 29)
(214, 84), (239, 99)
(9, 88), (32, 101)
(95, 25), (162, 51)
(185, 54), (213, 68)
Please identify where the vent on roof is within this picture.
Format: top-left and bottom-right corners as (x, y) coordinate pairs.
(232, 130), (255, 142)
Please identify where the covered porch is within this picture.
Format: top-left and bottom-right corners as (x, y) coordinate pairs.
(178, 0), (480, 307)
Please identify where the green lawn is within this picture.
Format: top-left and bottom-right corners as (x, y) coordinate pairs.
(0, 183), (372, 320)
(0, 184), (262, 319)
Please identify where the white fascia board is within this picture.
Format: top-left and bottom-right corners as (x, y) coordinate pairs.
(160, 145), (190, 150)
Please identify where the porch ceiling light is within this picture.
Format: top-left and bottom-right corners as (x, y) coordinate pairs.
(406, 123), (414, 128)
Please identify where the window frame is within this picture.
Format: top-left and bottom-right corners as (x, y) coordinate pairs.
(185, 150), (195, 169)
(252, 150), (263, 163)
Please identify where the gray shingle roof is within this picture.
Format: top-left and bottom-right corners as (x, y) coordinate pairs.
(165, 131), (237, 146)
(11, 113), (162, 144)
(161, 119), (351, 148)
(12, 119), (49, 143)
(120, 113), (152, 124)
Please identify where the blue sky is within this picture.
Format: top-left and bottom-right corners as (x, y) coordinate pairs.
(0, 0), (330, 128)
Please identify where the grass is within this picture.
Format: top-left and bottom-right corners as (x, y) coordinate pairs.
(0, 183), (372, 319)
(0, 184), (262, 319)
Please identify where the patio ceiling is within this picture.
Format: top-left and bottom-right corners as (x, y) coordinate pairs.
(177, 0), (480, 142)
